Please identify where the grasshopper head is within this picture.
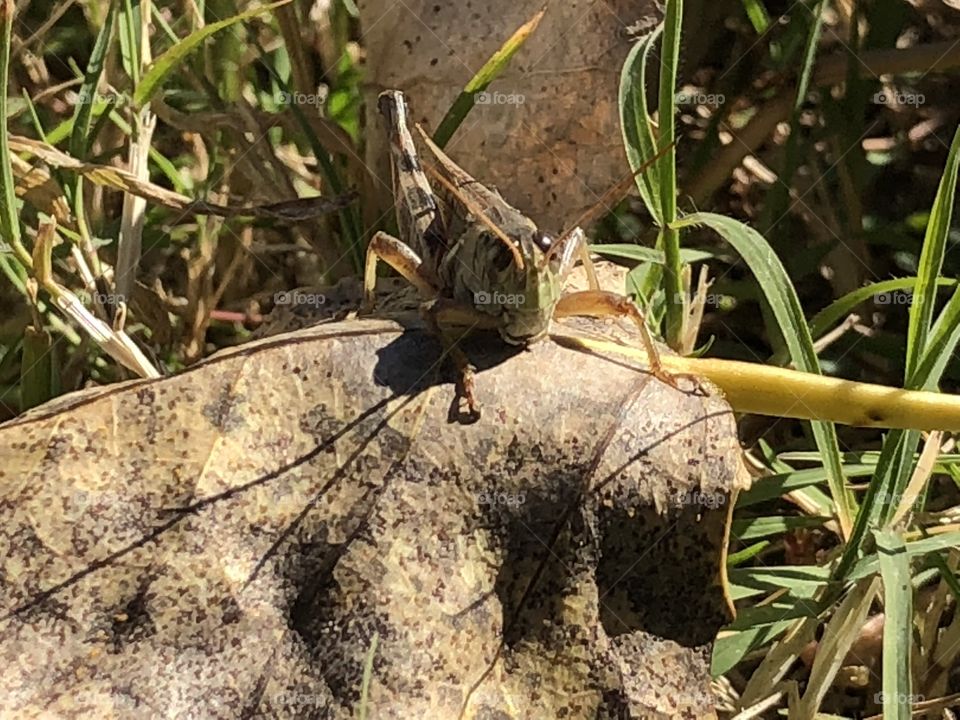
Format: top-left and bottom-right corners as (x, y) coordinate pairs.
(481, 225), (585, 345)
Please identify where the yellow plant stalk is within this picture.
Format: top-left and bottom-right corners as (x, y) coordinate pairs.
(556, 334), (960, 431)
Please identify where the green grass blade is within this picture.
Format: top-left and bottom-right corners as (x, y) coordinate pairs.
(20, 326), (57, 410)
(69, 0), (118, 161)
(805, 277), (958, 349)
(836, 430), (916, 580)
(735, 616), (818, 707)
(741, 0), (771, 33)
(148, 1), (180, 44)
(781, 449), (960, 471)
(711, 616), (802, 677)
(590, 243), (715, 265)
(796, 577), (878, 717)
(618, 25), (664, 223)
(910, 285), (960, 392)
(724, 603), (821, 628)
(119, 0), (141, 86)
(727, 540), (770, 566)
(737, 464), (875, 509)
(358, 631), (379, 720)
(874, 529), (912, 720)
(713, 602), (819, 678)
(431, 7), (546, 149)
(39, 115), (73, 146)
(728, 566), (831, 600)
(616, 24), (668, 309)
(134, 0), (291, 108)
(838, 134), (960, 573)
(732, 515), (829, 541)
(671, 216), (812, 366)
(673, 211), (855, 534)
(0, 0), (27, 267)
(848, 531), (960, 581)
(859, 290), (960, 534)
(22, 88), (48, 142)
(905, 124), (960, 380)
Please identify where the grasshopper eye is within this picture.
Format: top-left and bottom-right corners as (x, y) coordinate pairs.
(534, 233), (552, 251)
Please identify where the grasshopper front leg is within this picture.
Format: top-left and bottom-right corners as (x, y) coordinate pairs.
(554, 290), (673, 386)
(361, 230), (439, 313)
(362, 230), (497, 419)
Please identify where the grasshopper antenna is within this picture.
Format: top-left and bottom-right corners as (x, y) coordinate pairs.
(548, 140), (677, 261)
(422, 155), (526, 271)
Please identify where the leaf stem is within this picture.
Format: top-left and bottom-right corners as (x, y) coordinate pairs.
(658, 0), (683, 348)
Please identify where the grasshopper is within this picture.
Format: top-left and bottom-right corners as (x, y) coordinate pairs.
(363, 90), (673, 417)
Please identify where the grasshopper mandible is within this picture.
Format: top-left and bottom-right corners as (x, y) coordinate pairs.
(363, 90), (673, 417)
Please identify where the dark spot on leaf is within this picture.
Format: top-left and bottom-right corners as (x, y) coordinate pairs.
(108, 583), (156, 651)
(299, 403), (342, 441)
(202, 390), (247, 433)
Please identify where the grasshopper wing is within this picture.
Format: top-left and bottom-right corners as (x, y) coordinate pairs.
(378, 91), (448, 275)
(415, 127), (523, 243)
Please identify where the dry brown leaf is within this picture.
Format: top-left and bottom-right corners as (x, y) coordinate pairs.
(0, 316), (743, 718)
